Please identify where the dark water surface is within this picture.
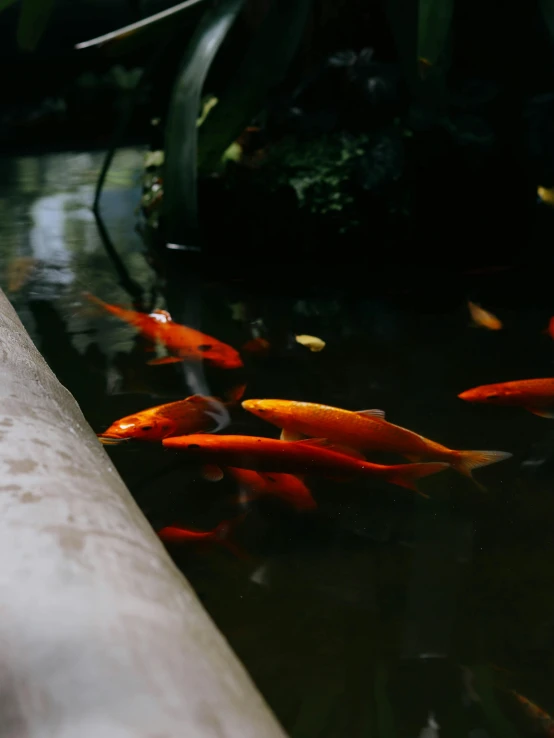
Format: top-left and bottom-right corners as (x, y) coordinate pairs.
(3, 149), (554, 737)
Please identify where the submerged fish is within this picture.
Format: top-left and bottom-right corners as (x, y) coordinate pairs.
(162, 434), (449, 494)
(97, 385), (245, 444)
(459, 378), (554, 418)
(295, 334), (326, 352)
(468, 300), (502, 330)
(157, 516), (247, 558)
(85, 292), (243, 370)
(225, 466), (316, 511)
(510, 690), (554, 736)
(242, 399), (511, 481)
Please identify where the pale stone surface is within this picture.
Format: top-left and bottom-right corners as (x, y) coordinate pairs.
(0, 289), (287, 738)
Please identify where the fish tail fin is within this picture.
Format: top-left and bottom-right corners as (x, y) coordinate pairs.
(212, 514), (249, 560)
(452, 450), (512, 482)
(225, 383), (247, 404)
(383, 462), (450, 496)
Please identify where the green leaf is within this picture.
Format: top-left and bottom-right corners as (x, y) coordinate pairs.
(162, 0), (245, 247)
(17, 0), (57, 51)
(75, 0), (205, 57)
(0, 0), (18, 14)
(418, 0), (454, 66)
(383, 0), (418, 93)
(539, 0), (554, 44)
(197, 0), (314, 175)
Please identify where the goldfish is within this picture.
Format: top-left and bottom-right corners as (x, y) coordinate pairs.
(157, 516), (247, 559)
(6, 256), (37, 294)
(242, 399), (511, 481)
(98, 393), (237, 444)
(458, 378), (554, 418)
(295, 334), (326, 352)
(162, 434), (450, 494)
(225, 467), (316, 511)
(468, 301), (502, 330)
(84, 292), (243, 370)
(510, 690), (554, 736)
(242, 337), (271, 356)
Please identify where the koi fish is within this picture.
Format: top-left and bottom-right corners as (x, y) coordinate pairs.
(510, 690), (554, 736)
(162, 434), (450, 494)
(157, 516), (247, 559)
(97, 384), (245, 444)
(84, 292), (243, 370)
(225, 467), (317, 511)
(468, 301), (502, 330)
(242, 399), (511, 481)
(242, 337), (271, 356)
(458, 378), (554, 418)
(295, 335), (326, 352)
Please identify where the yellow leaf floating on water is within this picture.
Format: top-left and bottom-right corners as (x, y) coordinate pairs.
(295, 334), (326, 352)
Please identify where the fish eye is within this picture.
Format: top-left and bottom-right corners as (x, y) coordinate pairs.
(197, 344), (213, 352)
(141, 425), (153, 432)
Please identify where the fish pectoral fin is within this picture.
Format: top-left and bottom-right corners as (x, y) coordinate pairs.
(357, 408), (386, 419)
(527, 407), (554, 419)
(201, 464), (224, 482)
(146, 356), (184, 366)
(97, 435), (132, 445)
(280, 428), (306, 442)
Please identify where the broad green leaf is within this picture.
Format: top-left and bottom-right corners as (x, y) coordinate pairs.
(17, 0), (57, 51)
(418, 0), (454, 66)
(383, 0), (418, 93)
(162, 0), (245, 247)
(76, 0), (207, 58)
(539, 0), (554, 44)
(0, 0), (18, 14)
(197, 0), (313, 175)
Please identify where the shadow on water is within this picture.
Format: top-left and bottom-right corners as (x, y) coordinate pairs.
(4, 149), (554, 736)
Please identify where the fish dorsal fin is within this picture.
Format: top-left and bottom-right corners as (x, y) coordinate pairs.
(280, 428), (306, 442)
(527, 407), (554, 419)
(357, 408), (386, 420)
(186, 394), (210, 404)
(294, 438), (366, 460)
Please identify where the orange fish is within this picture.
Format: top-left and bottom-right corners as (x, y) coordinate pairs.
(241, 337), (271, 357)
(97, 391), (241, 444)
(468, 301), (502, 330)
(510, 690), (554, 736)
(546, 316), (554, 340)
(157, 516), (247, 559)
(162, 434), (449, 494)
(225, 467), (316, 511)
(242, 399), (511, 481)
(85, 292), (243, 370)
(458, 378), (554, 418)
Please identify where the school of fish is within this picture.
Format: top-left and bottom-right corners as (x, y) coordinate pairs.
(92, 292), (554, 553)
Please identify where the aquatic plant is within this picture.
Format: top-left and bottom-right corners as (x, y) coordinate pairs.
(163, 0), (314, 248)
(162, 0), (245, 248)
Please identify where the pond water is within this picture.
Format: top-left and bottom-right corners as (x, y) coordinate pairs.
(2, 148), (554, 737)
